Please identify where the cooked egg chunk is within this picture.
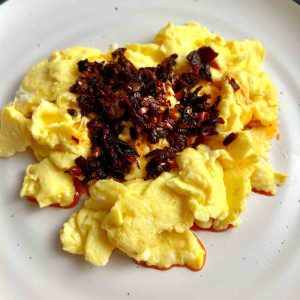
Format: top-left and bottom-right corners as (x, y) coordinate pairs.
(60, 180), (127, 265)
(167, 146), (228, 225)
(0, 103), (32, 156)
(60, 199), (115, 266)
(31, 100), (90, 157)
(20, 158), (75, 207)
(62, 175), (205, 269)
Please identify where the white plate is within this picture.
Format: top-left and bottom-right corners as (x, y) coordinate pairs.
(0, 0), (299, 299)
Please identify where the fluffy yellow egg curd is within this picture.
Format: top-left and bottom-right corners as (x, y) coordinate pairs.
(0, 22), (287, 270)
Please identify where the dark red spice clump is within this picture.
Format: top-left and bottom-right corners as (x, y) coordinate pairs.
(71, 136), (80, 144)
(69, 47), (222, 182)
(173, 46), (218, 92)
(74, 122), (138, 183)
(67, 108), (78, 116)
(228, 77), (240, 91)
(145, 148), (177, 180)
(223, 132), (238, 146)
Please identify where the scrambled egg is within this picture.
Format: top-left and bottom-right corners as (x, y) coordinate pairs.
(0, 22), (287, 270)
(20, 158), (75, 207)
